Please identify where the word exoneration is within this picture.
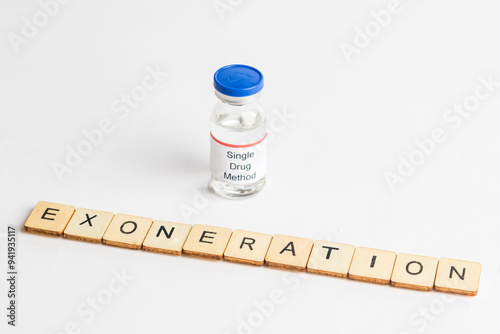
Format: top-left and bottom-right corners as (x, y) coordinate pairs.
(24, 202), (481, 296)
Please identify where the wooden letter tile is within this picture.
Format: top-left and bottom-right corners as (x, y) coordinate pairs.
(63, 208), (114, 243)
(434, 258), (481, 296)
(223, 230), (273, 266)
(182, 224), (232, 260)
(306, 241), (355, 278)
(142, 220), (192, 255)
(264, 235), (313, 271)
(390, 253), (438, 291)
(24, 201), (75, 236)
(348, 247), (396, 284)
(102, 214), (153, 249)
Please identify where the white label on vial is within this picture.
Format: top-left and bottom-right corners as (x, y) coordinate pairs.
(210, 133), (267, 185)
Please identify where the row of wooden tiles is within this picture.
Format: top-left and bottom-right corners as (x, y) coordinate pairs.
(24, 202), (481, 296)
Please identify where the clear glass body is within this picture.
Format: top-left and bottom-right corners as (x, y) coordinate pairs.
(209, 92), (267, 198)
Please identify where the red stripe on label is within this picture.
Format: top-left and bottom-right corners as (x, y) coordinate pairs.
(210, 133), (267, 148)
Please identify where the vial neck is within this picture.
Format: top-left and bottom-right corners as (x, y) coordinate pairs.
(215, 91), (261, 106)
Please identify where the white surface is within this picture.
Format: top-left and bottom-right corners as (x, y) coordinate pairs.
(1, 0), (500, 333)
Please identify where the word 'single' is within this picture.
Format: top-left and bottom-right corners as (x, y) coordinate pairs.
(23, 201), (482, 296)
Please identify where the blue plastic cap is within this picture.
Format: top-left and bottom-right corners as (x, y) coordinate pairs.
(213, 64), (264, 97)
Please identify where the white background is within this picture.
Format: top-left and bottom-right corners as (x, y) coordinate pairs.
(1, 0), (500, 333)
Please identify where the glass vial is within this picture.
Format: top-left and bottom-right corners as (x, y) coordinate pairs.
(209, 64), (267, 198)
